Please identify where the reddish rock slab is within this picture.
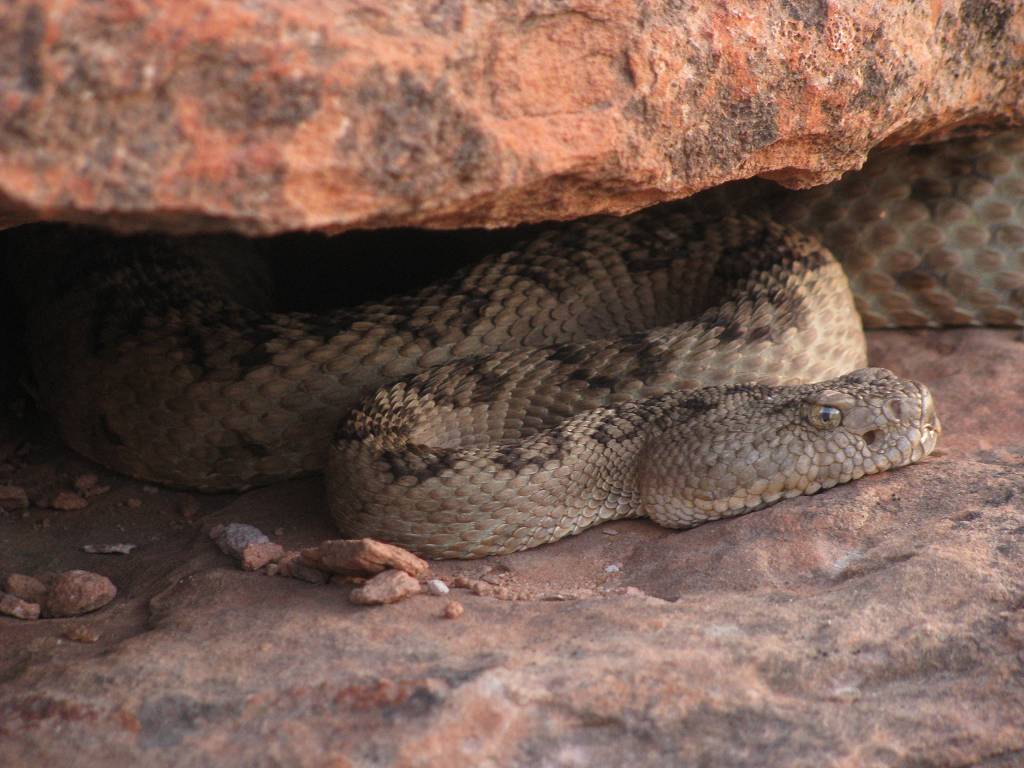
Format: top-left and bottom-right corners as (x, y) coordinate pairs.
(1, 1), (1023, 235)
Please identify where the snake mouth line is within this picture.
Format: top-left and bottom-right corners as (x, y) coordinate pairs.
(917, 381), (942, 457)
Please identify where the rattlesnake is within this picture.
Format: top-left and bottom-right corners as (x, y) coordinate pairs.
(8, 131), (1023, 558)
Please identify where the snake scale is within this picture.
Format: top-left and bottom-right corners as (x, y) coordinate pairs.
(8, 130), (1024, 558)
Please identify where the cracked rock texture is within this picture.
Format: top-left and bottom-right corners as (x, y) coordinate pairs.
(1, 328), (1022, 766)
(1, 0), (1023, 235)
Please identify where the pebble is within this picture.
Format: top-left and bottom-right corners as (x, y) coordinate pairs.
(82, 543), (136, 555)
(0, 484), (29, 510)
(349, 570), (422, 605)
(64, 625), (100, 643)
(443, 601), (465, 619)
(209, 523), (286, 571)
(240, 542), (285, 571)
(602, 528), (620, 536)
(212, 523), (269, 556)
(74, 474), (110, 497)
(425, 579), (450, 596)
(448, 574), (515, 601)
(0, 592), (41, 620)
(604, 563), (622, 573)
(51, 490), (88, 511)
(306, 538), (429, 578)
(45, 570), (117, 617)
(3, 573), (48, 603)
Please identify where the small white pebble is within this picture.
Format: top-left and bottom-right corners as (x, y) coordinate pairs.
(82, 543), (136, 555)
(425, 579), (450, 596)
(604, 563), (621, 574)
(602, 528), (620, 536)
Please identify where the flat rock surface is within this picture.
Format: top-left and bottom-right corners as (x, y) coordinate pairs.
(0, 328), (1021, 766)
(1, 1), (1023, 234)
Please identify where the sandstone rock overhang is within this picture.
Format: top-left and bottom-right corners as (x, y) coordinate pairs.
(1, 0), (1023, 236)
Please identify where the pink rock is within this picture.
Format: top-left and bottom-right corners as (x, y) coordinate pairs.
(349, 570), (422, 606)
(239, 542), (285, 572)
(44, 571), (116, 617)
(442, 601), (464, 620)
(2, 573), (47, 604)
(306, 539), (429, 578)
(51, 490), (88, 511)
(0, 592), (40, 620)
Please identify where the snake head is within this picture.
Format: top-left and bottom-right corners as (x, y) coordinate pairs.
(798, 366), (941, 483)
(640, 367), (941, 527)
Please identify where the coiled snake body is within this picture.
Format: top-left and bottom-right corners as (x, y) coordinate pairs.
(10, 131), (1024, 557)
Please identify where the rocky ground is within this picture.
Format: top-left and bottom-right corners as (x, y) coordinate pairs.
(1, 327), (1022, 767)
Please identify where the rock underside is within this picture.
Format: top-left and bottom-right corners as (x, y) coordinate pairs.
(1, 0), (1024, 234)
(1, 328), (1022, 766)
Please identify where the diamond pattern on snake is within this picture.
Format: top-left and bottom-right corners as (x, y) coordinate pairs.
(8, 131), (1023, 557)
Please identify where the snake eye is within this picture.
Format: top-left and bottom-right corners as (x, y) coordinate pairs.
(808, 404), (843, 429)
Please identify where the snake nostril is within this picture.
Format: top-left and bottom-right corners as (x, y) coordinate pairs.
(863, 429), (882, 447)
